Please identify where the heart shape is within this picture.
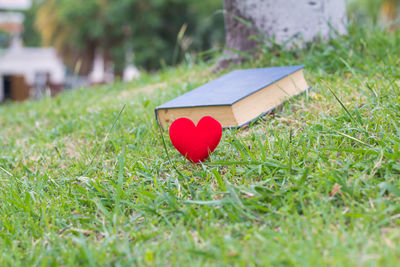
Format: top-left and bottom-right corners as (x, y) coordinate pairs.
(169, 116), (222, 163)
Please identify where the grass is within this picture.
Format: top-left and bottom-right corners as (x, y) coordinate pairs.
(1, 24), (400, 266)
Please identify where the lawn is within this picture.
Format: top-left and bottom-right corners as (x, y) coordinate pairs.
(1, 24), (400, 266)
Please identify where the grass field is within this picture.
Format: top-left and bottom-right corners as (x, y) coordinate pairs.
(1, 24), (400, 266)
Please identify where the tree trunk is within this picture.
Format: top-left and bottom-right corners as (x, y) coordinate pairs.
(218, 0), (347, 68)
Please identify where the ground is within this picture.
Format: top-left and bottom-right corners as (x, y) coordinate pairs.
(1, 25), (400, 266)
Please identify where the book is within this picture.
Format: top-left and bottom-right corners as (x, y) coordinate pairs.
(155, 65), (310, 129)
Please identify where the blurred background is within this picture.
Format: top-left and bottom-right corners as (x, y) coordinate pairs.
(0, 0), (224, 102)
(0, 0), (398, 103)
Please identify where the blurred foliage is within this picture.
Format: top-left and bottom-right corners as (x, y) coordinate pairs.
(27, 0), (396, 72)
(22, 3), (42, 47)
(26, 0), (224, 71)
(347, 0), (400, 25)
(347, 0), (385, 24)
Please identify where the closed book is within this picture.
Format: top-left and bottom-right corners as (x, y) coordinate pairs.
(155, 65), (310, 129)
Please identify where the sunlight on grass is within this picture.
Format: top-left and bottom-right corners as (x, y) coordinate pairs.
(1, 25), (400, 265)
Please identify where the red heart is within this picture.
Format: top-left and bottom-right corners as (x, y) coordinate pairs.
(169, 116), (222, 163)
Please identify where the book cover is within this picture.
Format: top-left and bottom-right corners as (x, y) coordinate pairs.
(155, 65), (310, 129)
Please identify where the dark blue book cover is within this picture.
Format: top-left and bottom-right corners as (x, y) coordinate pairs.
(156, 65), (304, 110)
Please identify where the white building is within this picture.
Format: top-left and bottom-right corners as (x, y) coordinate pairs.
(0, 0), (65, 102)
(0, 0), (31, 10)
